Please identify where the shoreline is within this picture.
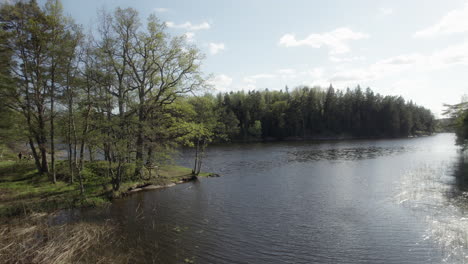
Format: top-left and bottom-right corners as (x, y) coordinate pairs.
(210, 133), (437, 145)
(122, 173), (220, 196)
(0, 160), (218, 219)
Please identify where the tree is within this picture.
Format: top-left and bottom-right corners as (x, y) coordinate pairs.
(124, 13), (205, 178)
(0, 0), (78, 178)
(188, 95), (225, 176)
(210, 86), (434, 141)
(88, 7), (207, 189)
(444, 97), (468, 149)
(44, 0), (78, 183)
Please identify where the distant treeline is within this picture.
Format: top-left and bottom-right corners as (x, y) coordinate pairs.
(196, 86), (435, 141)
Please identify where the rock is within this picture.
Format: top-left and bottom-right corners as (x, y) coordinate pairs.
(128, 188), (142, 193)
(141, 185), (162, 190)
(141, 183), (176, 190)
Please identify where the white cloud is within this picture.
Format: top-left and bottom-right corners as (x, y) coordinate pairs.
(154, 8), (169, 13)
(209, 43), (225, 55)
(278, 27), (369, 54)
(277, 69), (296, 75)
(250, 74), (276, 79)
(328, 54), (421, 84)
(207, 74), (233, 92)
(165, 21), (210, 31)
(240, 68), (327, 90)
(306, 68), (325, 79)
(329, 69), (374, 83)
(378, 7), (393, 16)
(240, 73), (277, 90)
(390, 79), (451, 117)
(378, 54), (422, 65)
(216, 40), (468, 96)
(329, 56), (365, 63)
(326, 41), (468, 86)
(414, 3), (468, 38)
(243, 74), (275, 84)
(244, 84), (257, 90)
(391, 79), (433, 97)
(184, 32), (195, 42)
(429, 41), (468, 68)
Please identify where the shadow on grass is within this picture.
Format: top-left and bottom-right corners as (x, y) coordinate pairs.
(0, 161), (38, 182)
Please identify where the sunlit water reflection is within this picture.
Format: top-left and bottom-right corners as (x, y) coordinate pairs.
(396, 138), (468, 263)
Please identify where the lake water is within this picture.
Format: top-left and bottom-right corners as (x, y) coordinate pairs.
(58, 133), (468, 263)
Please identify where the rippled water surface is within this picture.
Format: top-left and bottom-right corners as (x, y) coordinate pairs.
(60, 133), (468, 263)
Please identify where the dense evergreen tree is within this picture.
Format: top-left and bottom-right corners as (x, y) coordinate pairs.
(192, 86), (435, 141)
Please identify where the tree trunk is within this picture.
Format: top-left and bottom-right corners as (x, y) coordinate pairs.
(111, 159), (123, 191)
(39, 142), (48, 174)
(192, 138), (199, 175)
(134, 123), (144, 178)
(146, 145), (154, 165)
(134, 100), (145, 178)
(88, 146), (94, 162)
(77, 131), (86, 194)
(79, 141), (86, 169)
(37, 108), (49, 174)
(77, 167), (84, 195)
(195, 139), (206, 175)
(72, 115), (78, 184)
(50, 80), (56, 183)
(68, 141), (74, 185)
(68, 87), (74, 184)
(104, 143), (110, 162)
(79, 82), (91, 169)
(28, 137), (41, 172)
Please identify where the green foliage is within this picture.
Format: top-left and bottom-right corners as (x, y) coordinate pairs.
(444, 99), (468, 149)
(248, 120), (262, 138)
(0, 160), (210, 217)
(0, 0), (209, 189)
(435, 118), (456, 133)
(192, 86), (435, 141)
(186, 95), (228, 143)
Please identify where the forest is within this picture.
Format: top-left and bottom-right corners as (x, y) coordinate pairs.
(204, 85), (435, 141)
(0, 0), (437, 196)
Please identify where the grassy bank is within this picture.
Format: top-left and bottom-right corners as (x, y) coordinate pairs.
(0, 160), (212, 218)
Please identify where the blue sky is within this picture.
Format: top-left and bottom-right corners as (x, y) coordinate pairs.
(42, 0), (468, 116)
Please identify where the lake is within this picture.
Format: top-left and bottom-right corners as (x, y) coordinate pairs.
(57, 133), (468, 263)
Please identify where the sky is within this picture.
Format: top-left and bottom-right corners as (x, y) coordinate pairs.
(38, 0), (468, 117)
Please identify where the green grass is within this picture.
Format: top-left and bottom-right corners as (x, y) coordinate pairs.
(0, 160), (212, 218)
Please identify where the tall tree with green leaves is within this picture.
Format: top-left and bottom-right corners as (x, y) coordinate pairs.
(188, 95), (226, 176)
(0, 0), (80, 181)
(124, 13), (205, 178)
(0, 1), (50, 174)
(444, 97), (468, 149)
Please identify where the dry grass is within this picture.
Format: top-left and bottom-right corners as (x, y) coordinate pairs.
(0, 213), (131, 264)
